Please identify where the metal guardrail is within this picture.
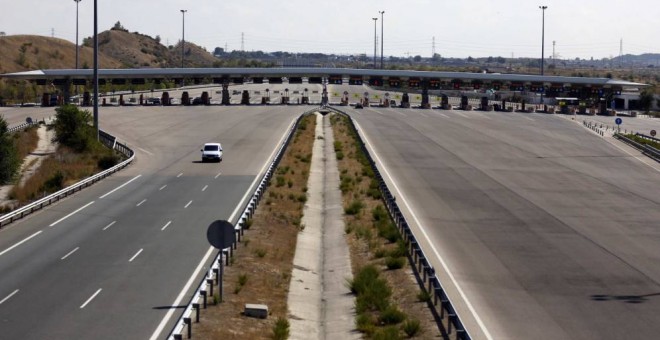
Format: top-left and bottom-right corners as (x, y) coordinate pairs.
(325, 106), (471, 339)
(0, 129), (135, 228)
(7, 121), (38, 134)
(168, 107), (320, 340)
(635, 133), (660, 144)
(615, 133), (660, 162)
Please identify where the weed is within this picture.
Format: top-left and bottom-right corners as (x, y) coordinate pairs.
(349, 265), (392, 313)
(417, 291), (431, 303)
(244, 218), (253, 229)
(385, 257), (406, 270)
(372, 326), (401, 340)
(272, 317), (290, 340)
(276, 176), (286, 187)
(255, 248), (267, 258)
(355, 313), (376, 335)
(297, 194), (307, 203)
(287, 180), (293, 188)
(379, 305), (406, 325)
(238, 273), (248, 287)
(344, 199), (364, 215)
(402, 319), (422, 338)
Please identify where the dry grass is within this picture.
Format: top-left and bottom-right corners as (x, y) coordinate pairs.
(13, 125), (39, 161)
(9, 144), (121, 204)
(193, 114), (316, 339)
(331, 113), (439, 339)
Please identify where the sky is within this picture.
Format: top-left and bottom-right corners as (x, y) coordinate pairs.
(2, 0), (658, 60)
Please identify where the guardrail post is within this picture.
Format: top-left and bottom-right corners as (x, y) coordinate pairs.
(184, 317), (191, 338)
(201, 290), (207, 309)
(207, 279), (214, 297)
(193, 303), (200, 323)
(213, 268), (219, 285)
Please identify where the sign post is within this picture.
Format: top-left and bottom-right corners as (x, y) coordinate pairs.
(615, 117), (622, 134)
(207, 220), (236, 303)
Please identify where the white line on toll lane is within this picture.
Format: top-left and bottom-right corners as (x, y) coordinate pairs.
(61, 247), (80, 260)
(103, 221), (116, 231)
(354, 120), (494, 340)
(129, 249), (143, 262)
(184, 200), (193, 209)
(136, 199), (147, 207)
(159, 185), (167, 191)
(49, 201), (95, 227)
(215, 172), (222, 179)
(80, 289), (102, 309)
(0, 231), (43, 257)
(177, 173), (183, 178)
(137, 147), (154, 156)
(99, 175), (142, 199)
(0, 289), (19, 305)
(202, 185), (208, 192)
(161, 221), (172, 231)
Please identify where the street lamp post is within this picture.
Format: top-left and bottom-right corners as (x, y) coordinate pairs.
(93, 0), (98, 139)
(74, 0), (81, 69)
(540, 5), (547, 105)
(372, 17), (378, 69)
(180, 9), (187, 68)
(379, 11), (384, 69)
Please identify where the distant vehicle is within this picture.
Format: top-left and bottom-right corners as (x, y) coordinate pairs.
(354, 102), (363, 109)
(201, 143), (223, 162)
(147, 97), (161, 105)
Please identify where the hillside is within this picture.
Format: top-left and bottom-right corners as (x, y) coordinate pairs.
(0, 35), (121, 74)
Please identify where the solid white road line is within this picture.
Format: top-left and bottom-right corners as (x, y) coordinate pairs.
(159, 185), (167, 191)
(99, 175), (142, 199)
(136, 199), (147, 207)
(129, 249), (143, 262)
(61, 247), (80, 260)
(0, 289), (19, 305)
(102, 221), (116, 231)
(354, 121), (494, 340)
(161, 221), (172, 231)
(149, 114), (298, 340)
(49, 201), (95, 227)
(202, 185), (208, 192)
(177, 173), (183, 178)
(184, 200), (193, 209)
(137, 147), (154, 156)
(0, 231), (43, 257)
(215, 172), (222, 179)
(80, 289), (102, 309)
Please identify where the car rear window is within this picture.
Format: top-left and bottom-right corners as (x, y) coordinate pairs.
(204, 145), (219, 151)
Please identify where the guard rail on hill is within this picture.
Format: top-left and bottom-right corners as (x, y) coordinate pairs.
(168, 107), (319, 340)
(324, 106), (471, 339)
(614, 133), (660, 162)
(7, 121), (38, 134)
(0, 130), (135, 228)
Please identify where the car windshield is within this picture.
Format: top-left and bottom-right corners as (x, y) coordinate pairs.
(204, 145), (219, 151)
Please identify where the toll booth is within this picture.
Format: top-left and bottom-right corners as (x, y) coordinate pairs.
(162, 92), (170, 106)
(321, 89), (328, 106)
(578, 101), (587, 115)
(181, 92), (190, 106)
(340, 92), (348, 106)
(221, 84), (230, 105)
(241, 90), (250, 105)
(139, 94), (144, 105)
(421, 88), (430, 109)
(119, 94), (125, 106)
(599, 100), (609, 115)
(400, 93), (410, 108)
(441, 95), (450, 109)
(481, 97), (489, 111)
(83, 92), (91, 106)
(460, 96), (469, 110)
(201, 91), (210, 105)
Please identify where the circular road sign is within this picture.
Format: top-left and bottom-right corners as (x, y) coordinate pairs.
(615, 118), (623, 125)
(651, 130), (657, 137)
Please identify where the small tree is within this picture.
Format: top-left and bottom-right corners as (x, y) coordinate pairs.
(53, 104), (95, 152)
(0, 116), (20, 184)
(639, 90), (655, 113)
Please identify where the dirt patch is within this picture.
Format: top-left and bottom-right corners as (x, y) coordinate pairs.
(192, 114), (316, 339)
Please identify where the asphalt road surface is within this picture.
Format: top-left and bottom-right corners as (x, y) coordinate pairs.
(328, 83), (660, 340)
(0, 104), (301, 339)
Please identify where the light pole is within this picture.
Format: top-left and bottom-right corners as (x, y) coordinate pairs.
(540, 5), (547, 105)
(74, 0), (81, 70)
(93, 0), (98, 139)
(539, 6), (547, 76)
(379, 11), (384, 69)
(372, 17), (378, 69)
(180, 9), (187, 68)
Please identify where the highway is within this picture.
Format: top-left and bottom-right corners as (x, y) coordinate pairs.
(0, 103), (302, 339)
(328, 83), (660, 340)
(2, 82), (660, 339)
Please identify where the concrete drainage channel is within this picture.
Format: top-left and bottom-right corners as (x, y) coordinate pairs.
(324, 106), (472, 340)
(167, 108), (319, 340)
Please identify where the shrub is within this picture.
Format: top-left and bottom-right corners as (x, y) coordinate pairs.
(97, 153), (119, 170)
(355, 313), (376, 335)
(349, 265), (391, 313)
(0, 117), (20, 184)
(53, 104), (96, 152)
(417, 291), (431, 303)
(402, 319), (422, 338)
(42, 170), (65, 192)
(372, 326), (401, 340)
(272, 318), (290, 340)
(238, 273), (248, 287)
(379, 305), (406, 325)
(336, 151), (344, 160)
(345, 199), (364, 215)
(276, 175), (286, 187)
(255, 248), (267, 258)
(385, 256), (406, 270)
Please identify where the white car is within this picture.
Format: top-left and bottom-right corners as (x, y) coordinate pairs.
(201, 143), (223, 162)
